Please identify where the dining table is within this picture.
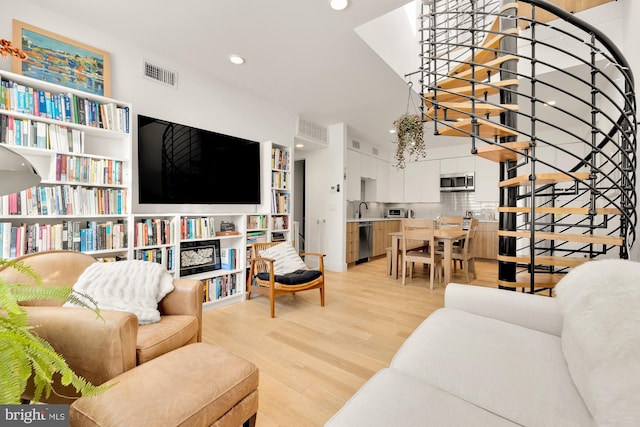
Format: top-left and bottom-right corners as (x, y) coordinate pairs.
(389, 227), (468, 285)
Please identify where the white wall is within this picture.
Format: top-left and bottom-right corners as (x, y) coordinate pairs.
(303, 123), (348, 272)
(1, 4), (297, 216)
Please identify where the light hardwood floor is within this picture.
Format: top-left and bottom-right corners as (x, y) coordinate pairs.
(201, 256), (499, 427)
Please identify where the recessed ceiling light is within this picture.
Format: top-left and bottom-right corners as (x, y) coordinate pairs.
(295, 143), (304, 148)
(330, 0), (348, 11)
(389, 129), (396, 134)
(229, 54), (245, 65)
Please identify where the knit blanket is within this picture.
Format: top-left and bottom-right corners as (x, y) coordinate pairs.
(64, 260), (174, 325)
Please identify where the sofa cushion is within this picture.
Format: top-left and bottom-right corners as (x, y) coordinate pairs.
(136, 315), (199, 364)
(554, 259), (640, 427)
(325, 368), (519, 427)
(256, 269), (321, 285)
(391, 308), (593, 427)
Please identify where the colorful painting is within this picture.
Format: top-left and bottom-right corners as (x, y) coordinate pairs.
(12, 20), (111, 97)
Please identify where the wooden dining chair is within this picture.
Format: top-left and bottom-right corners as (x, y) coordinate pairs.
(438, 216), (464, 229)
(437, 218), (479, 283)
(437, 216), (464, 269)
(401, 220), (442, 289)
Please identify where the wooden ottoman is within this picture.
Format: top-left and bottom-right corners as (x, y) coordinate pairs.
(70, 342), (259, 427)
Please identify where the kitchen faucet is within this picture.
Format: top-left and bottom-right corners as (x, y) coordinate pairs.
(358, 201), (368, 218)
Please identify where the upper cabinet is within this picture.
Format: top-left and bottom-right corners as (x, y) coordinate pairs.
(388, 164), (404, 203)
(474, 157), (499, 202)
(440, 156), (475, 174)
(346, 149), (361, 200)
(403, 160), (440, 203)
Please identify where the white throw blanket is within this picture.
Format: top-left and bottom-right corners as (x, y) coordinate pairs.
(64, 260), (174, 325)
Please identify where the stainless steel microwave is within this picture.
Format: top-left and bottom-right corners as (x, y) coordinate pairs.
(386, 208), (406, 218)
(440, 172), (475, 192)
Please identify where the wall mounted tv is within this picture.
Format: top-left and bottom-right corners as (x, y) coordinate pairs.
(137, 114), (261, 204)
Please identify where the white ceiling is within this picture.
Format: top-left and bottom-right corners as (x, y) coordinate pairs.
(25, 0), (419, 153)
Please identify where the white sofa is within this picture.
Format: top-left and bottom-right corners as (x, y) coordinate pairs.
(326, 259), (640, 427)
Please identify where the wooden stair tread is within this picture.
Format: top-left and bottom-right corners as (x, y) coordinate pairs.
(498, 206), (622, 215)
(424, 79), (519, 103)
(474, 141), (530, 162)
(447, 29), (520, 76)
(425, 103), (518, 121)
(497, 254), (590, 267)
(439, 118), (518, 138)
(499, 172), (590, 187)
(497, 271), (566, 289)
(497, 230), (624, 245)
(438, 55), (520, 90)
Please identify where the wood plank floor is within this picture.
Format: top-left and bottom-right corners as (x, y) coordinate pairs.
(201, 256), (499, 427)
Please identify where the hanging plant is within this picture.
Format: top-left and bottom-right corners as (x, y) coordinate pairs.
(392, 113), (425, 169)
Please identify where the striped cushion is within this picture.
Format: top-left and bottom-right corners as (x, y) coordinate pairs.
(259, 242), (307, 275)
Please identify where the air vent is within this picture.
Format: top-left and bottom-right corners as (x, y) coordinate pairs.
(372, 147), (379, 156)
(143, 60), (178, 88)
(352, 140), (361, 150)
(296, 116), (328, 145)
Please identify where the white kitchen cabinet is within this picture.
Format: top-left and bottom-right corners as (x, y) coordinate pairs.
(474, 156), (500, 202)
(440, 156), (475, 174)
(403, 160), (441, 202)
(365, 158), (389, 202)
(360, 154), (377, 179)
(388, 164), (404, 202)
(346, 149), (361, 200)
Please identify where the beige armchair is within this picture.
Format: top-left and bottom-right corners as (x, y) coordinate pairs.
(0, 250), (203, 403)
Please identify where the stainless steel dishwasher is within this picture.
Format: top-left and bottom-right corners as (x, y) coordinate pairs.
(357, 221), (373, 264)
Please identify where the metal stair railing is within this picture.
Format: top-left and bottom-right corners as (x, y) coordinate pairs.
(420, 0), (636, 291)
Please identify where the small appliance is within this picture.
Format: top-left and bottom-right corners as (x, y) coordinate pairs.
(406, 209), (415, 218)
(440, 172), (475, 192)
(385, 208), (405, 218)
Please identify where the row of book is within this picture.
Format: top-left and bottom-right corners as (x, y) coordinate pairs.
(202, 274), (237, 302)
(51, 154), (126, 186)
(0, 220), (127, 258)
(0, 79), (130, 133)
(0, 185), (128, 216)
(180, 216), (217, 240)
(134, 247), (176, 271)
(247, 215), (268, 230)
(134, 218), (175, 247)
(246, 230), (267, 244)
(272, 171), (289, 189)
(221, 247), (237, 270)
(271, 147), (289, 171)
(271, 190), (290, 214)
(0, 116), (85, 152)
(271, 215), (289, 231)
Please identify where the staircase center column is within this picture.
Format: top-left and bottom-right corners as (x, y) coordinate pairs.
(498, 0), (519, 287)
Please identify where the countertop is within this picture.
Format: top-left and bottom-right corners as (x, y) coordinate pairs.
(346, 217), (498, 223)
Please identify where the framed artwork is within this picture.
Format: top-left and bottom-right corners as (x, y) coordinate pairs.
(12, 19), (111, 97)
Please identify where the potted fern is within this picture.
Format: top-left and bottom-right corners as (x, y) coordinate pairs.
(392, 113), (426, 169)
(0, 258), (108, 404)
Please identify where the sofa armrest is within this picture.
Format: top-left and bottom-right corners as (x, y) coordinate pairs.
(24, 306), (138, 402)
(444, 283), (563, 336)
(159, 279), (203, 341)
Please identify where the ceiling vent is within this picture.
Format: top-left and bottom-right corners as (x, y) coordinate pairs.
(351, 140), (361, 150)
(143, 60), (178, 88)
(372, 147), (379, 156)
(296, 116), (328, 145)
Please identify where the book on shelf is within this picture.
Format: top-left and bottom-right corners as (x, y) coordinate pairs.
(246, 230), (267, 243)
(271, 232), (286, 242)
(220, 247), (237, 270)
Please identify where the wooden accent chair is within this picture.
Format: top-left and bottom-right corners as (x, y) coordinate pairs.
(247, 242), (325, 318)
(438, 216), (464, 229)
(437, 218), (480, 283)
(401, 219), (443, 289)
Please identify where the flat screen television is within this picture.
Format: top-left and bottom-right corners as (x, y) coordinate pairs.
(137, 114), (261, 204)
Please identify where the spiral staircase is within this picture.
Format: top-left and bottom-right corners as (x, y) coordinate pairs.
(420, 0), (637, 292)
